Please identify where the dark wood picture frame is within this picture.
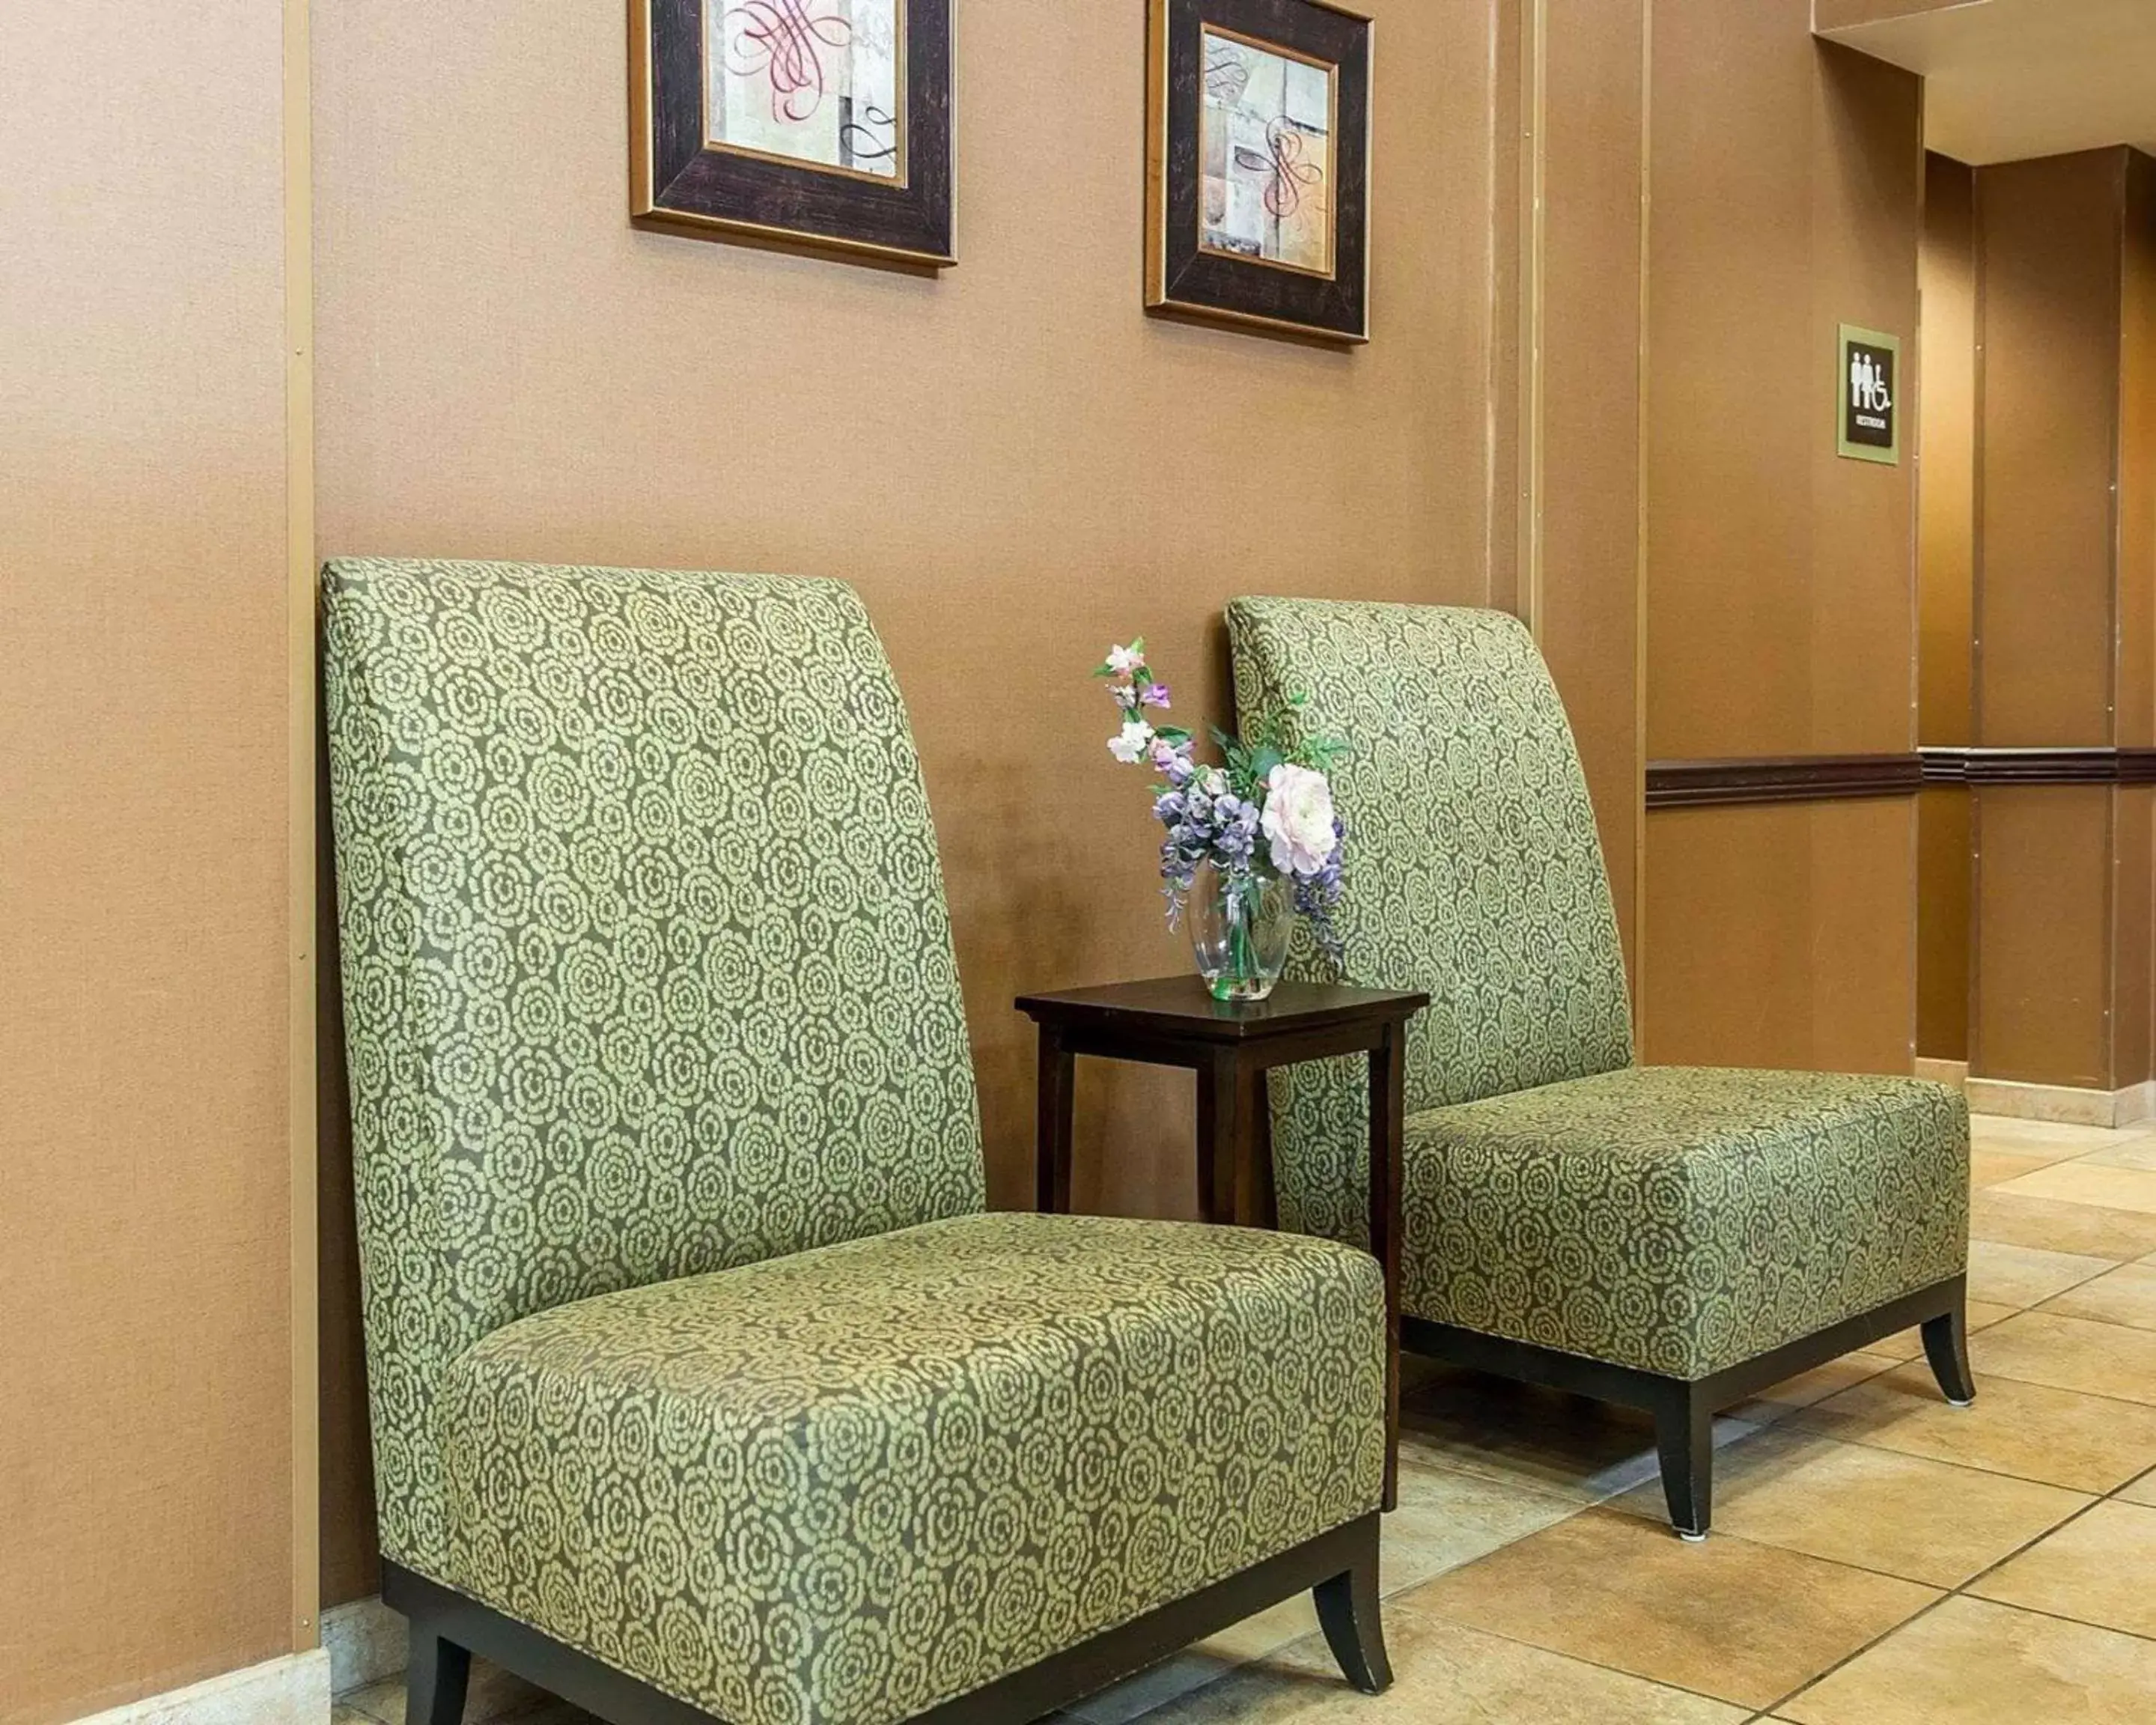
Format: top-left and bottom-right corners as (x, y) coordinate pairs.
(1146, 0), (1372, 344)
(631, 0), (956, 267)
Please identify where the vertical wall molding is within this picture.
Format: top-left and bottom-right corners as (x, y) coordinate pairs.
(284, 0), (321, 1658)
(1633, 0), (1654, 1032)
(1517, 0), (1547, 638)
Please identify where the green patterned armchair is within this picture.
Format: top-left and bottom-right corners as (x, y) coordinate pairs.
(324, 560), (1392, 1725)
(1227, 597), (1971, 1540)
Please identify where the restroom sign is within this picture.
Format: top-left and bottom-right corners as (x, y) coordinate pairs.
(1838, 324), (1901, 465)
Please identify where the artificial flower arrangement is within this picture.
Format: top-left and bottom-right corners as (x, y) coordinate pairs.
(1097, 639), (1348, 1000)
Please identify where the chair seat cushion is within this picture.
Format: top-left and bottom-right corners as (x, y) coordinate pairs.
(436, 1211), (1384, 1725)
(1404, 1066), (1969, 1380)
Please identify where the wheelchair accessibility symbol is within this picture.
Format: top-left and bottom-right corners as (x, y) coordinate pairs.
(1839, 325), (1901, 465)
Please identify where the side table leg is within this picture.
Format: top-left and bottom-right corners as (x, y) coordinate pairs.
(1368, 1023), (1405, 1512)
(1036, 1029), (1076, 1214)
(1195, 1048), (1243, 1226)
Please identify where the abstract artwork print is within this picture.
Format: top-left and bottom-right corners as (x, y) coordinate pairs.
(1199, 27), (1335, 276)
(706, 0), (904, 183)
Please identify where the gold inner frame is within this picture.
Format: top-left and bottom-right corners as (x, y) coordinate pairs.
(1196, 21), (1341, 282)
(698, 0), (913, 190)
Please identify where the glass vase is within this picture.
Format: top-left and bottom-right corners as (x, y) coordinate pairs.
(1188, 864), (1293, 1003)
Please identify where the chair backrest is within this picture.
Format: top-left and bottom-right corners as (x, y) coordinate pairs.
(324, 559), (984, 1577)
(1228, 598), (1633, 1236)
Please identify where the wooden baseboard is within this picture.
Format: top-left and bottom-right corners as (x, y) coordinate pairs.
(1914, 1058), (1968, 1088)
(1966, 1076), (2156, 1129)
(68, 1652), (329, 1725)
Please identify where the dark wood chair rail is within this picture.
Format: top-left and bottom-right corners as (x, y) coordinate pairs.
(1645, 747), (2156, 809)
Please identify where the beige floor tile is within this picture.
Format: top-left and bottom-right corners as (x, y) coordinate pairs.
(1791, 1361), (2156, 1491)
(2041, 1260), (2156, 1330)
(1968, 1187), (2156, 1259)
(1726, 1352), (1901, 1425)
(1970, 1149), (2059, 1188)
(1779, 1594), (2156, 1725)
(1109, 1606), (1748, 1725)
(1966, 1238), (2117, 1308)
(1970, 1500), (2156, 1638)
(2119, 1467), (2156, 1506)
(1413, 1506), (1937, 1710)
(1605, 1426), (2087, 1586)
(1862, 1301), (2015, 1363)
(1973, 1311), (2156, 1405)
(1994, 1160), (2156, 1217)
(1396, 1369), (1754, 1504)
(1071, 1461), (1579, 1724)
(2079, 1136), (2156, 1172)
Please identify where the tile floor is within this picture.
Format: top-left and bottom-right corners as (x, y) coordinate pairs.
(334, 1113), (2156, 1725)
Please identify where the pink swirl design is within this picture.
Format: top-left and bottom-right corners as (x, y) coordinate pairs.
(725, 0), (853, 125)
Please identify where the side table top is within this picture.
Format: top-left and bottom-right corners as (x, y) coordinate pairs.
(1016, 975), (1429, 1042)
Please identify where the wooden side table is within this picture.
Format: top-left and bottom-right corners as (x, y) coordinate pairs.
(1015, 976), (1429, 1509)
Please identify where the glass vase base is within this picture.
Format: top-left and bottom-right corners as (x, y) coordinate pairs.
(1207, 974), (1279, 1003)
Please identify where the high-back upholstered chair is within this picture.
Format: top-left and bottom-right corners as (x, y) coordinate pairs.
(1227, 597), (1972, 1541)
(324, 560), (1393, 1725)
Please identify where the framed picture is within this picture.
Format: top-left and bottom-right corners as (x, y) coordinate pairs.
(631, 0), (955, 267)
(1146, 0), (1372, 344)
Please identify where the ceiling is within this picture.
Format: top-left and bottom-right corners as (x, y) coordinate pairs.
(1818, 0), (2156, 165)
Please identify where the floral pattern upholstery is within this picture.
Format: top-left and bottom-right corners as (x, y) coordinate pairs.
(443, 1213), (1383, 1725)
(1227, 597), (1968, 1381)
(325, 560), (1385, 1725)
(1402, 1068), (1967, 1378)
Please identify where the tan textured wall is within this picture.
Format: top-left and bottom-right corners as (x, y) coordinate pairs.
(1974, 788), (2115, 1089)
(2115, 154), (2156, 1088)
(1969, 150), (2134, 1089)
(0, 2), (296, 1720)
(1976, 153), (2125, 749)
(1917, 153), (1976, 1062)
(311, 0), (1508, 1605)
(1641, 7), (1923, 1071)
(1646, 801), (1919, 1071)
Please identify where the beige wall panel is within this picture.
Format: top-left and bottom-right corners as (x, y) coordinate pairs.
(1643, 800), (1916, 1074)
(1646, 4), (1920, 759)
(311, 0), (1503, 1601)
(0, 1), (295, 1719)
(1647, 0), (1813, 759)
(1915, 154), (1976, 1063)
(1917, 787), (1972, 1062)
(1806, 42), (1924, 751)
(1973, 788), (2113, 1089)
(1642, 1), (1919, 1072)
(1975, 151), (2124, 746)
(1537, 0), (1645, 979)
(2114, 788), (2155, 1090)
(1919, 153), (1976, 748)
(2122, 151), (2156, 749)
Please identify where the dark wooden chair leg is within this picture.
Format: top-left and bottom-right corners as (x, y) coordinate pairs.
(1312, 1533), (1392, 1695)
(405, 1625), (472, 1725)
(1654, 1385), (1714, 1542)
(1922, 1302), (1976, 1406)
